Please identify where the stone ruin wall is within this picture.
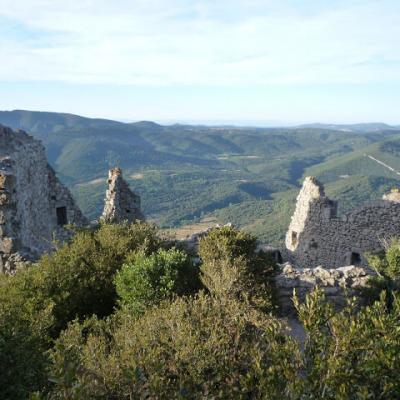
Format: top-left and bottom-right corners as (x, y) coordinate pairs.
(275, 176), (400, 312)
(0, 125), (86, 272)
(284, 177), (400, 269)
(102, 167), (144, 223)
(0, 124), (146, 273)
(275, 263), (371, 314)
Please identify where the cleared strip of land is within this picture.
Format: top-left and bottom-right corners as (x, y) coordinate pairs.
(366, 154), (400, 176)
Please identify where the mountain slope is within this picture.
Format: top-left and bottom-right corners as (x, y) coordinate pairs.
(1, 110), (399, 244)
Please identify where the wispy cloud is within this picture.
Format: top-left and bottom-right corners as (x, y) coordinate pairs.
(0, 0), (399, 86)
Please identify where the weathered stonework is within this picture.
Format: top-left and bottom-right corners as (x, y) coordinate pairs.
(275, 262), (371, 314)
(284, 176), (400, 268)
(101, 167), (144, 223)
(0, 125), (87, 272)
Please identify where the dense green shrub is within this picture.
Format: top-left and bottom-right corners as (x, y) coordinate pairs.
(295, 287), (400, 399)
(47, 257), (301, 399)
(39, 222), (161, 333)
(115, 247), (201, 315)
(2, 222), (400, 399)
(364, 239), (400, 307)
(0, 268), (53, 399)
(0, 222), (161, 397)
(199, 225), (258, 265)
(199, 226), (276, 311)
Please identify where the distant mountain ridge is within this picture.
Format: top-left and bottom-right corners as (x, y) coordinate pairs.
(297, 122), (398, 132)
(1, 109), (400, 244)
(1, 109), (398, 132)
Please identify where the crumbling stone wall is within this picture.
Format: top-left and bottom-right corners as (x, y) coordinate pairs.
(0, 125), (86, 272)
(101, 167), (144, 223)
(275, 262), (371, 314)
(284, 176), (400, 268)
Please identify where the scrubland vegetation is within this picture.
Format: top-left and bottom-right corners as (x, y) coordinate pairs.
(1, 222), (400, 399)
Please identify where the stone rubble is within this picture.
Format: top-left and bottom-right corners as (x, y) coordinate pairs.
(275, 262), (372, 313)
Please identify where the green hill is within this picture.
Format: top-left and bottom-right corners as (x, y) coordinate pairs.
(1, 110), (399, 245)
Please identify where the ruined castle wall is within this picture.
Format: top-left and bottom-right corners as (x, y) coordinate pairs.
(0, 125), (86, 266)
(285, 177), (400, 268)
(10, 135), (54, 256)
(48, 166), (87, 239)
(0, 126), (53, 256)
(102, 167), (144, 223)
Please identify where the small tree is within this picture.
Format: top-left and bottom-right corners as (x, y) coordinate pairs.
(199, 226), (257, 265)
(365, 238), (400, 307)
(199, 226), (276, 311)
(115, 247), (201, 315)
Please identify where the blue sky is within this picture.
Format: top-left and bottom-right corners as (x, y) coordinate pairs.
(0, 0), (399, 124)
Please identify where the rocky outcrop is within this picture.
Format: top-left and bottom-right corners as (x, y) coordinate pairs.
(284, 177), (400, 268)
(0, 125), (87, 272)
(275, 263), (372, 314)
(101, 168), (144, 223)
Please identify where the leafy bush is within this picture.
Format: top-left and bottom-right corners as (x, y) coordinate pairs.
(115, 247), (201, 315)
(47, 257), (301, 399)
(3, 221), (400, 399)
(0, 222), (161, 397)
(199, 226), (276, 311)
(365, 239), (400, 307)
(0, 268), (53, 398)
(199, 225), (258, 265)
(295, 287), (400, 399)
(38, 222), (161, 333)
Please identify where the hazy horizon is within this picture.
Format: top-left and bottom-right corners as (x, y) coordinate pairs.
(1, 108), (399, 128)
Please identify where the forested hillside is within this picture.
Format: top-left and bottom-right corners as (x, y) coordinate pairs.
(1, 110), (400, 244)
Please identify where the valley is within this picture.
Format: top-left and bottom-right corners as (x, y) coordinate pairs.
(1, 109), (400, 245)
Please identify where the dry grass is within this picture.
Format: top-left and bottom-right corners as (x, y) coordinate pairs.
(161, 216), (218, 240)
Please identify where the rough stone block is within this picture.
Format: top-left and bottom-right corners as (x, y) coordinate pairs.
(0, 192), (10, 205)
(0, 173), (14, 189)
(0, 237), (15, 253)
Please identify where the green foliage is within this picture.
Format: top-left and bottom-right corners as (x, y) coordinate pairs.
(199, 226), (276, 311)
(47, 259), (301, 399)
(295, 287), (400, 399)
(200, 255), (248, 301)
(368, 239), (400, 280)
(115, 247), (201, 315)
(0, 268), (54, 398)
(199, 225), (257, 263)
(38, 222), (161, 333)
(0, 222), (161, 397)
(364, 239), (400, 307)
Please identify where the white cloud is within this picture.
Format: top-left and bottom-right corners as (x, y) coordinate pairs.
(0, 0), (399, 86)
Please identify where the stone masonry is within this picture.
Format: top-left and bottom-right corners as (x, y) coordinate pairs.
(0, 125), (87, 272)
(101, 167), (144, 223)
(284, 176), (400, 268)
(275, 263), (371, 314)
